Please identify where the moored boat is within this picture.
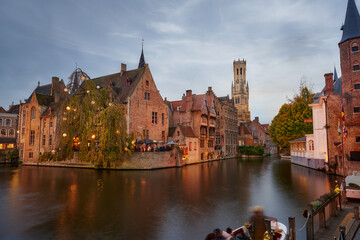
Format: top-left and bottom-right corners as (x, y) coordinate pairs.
(231, 220), (287, 240)
(345, 171), (360, 200)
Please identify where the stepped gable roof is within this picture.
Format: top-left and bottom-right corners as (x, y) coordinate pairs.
(340, 0), (360, 44)
(7, 104), (19, 114)
(179, 125), (197, 138)
(289, 136), (306, 143)
(0, 107), (6, 113)
(92, 67), (145, 103)
(191, 94), (206, 111)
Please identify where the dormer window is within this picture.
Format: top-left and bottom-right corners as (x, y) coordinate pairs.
(126, 78), (131, 86)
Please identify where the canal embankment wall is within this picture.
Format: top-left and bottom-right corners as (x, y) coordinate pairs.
(22, 148), (238, 170)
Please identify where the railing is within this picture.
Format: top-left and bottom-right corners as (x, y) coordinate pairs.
(305, 191), (341, 240)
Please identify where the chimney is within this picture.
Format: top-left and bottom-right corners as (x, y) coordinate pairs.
(255, 117), (259, 122)
(186, 90), (192, 97)
(52, 76), (60, 103)
(324, 73), (334, 95)
(37, 81), (40, 87)
(120, 63), (127, 76)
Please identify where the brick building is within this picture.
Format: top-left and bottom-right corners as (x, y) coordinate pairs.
(0, 104), (19, 150)
(294, 0), (360, 175)
(18, 78), (66, 162)
(218, 95), (238, 157)
(92, 49), (168, 142)
(171, 87), (220, 161)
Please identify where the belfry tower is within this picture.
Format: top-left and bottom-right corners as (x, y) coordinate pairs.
(231, 59), (251, 122)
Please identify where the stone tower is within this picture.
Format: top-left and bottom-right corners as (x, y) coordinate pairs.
(231, 59), (251, 122)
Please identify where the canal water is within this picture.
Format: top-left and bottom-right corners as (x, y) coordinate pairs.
(0, 156), (337, 240)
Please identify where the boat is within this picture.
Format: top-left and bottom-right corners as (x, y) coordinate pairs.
(345, 171), (360, 200)
(231, 220), (287, 240)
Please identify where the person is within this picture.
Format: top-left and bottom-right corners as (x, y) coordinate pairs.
(248, 206), (276, 240)
(213, 228), (226, 240)
(205, 233), (216, 240)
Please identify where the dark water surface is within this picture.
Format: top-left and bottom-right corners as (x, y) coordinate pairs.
(0, 157), (337, 239)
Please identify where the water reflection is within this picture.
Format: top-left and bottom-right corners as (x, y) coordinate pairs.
(0, 156), (337, 239)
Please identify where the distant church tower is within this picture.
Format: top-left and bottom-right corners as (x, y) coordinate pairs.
(231, 59), (251, 122)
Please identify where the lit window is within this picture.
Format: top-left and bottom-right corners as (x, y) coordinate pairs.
(1, 129), (6, 136)
(9, 129), (15, 137)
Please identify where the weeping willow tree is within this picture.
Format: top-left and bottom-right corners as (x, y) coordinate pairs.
(57, 80), (133, 164)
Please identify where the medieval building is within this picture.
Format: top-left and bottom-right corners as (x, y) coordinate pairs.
(231, 59), (250, 122)
(291, 0), (360, 175)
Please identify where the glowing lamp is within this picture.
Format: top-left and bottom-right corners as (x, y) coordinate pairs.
(64, 88), (68, 92)
(109, 103), (113, 106)
(91, 134), (96, 139)
(91, 100), (95, 105)
(81, 76), (85, 80)
(66, 106), (71, 111)
(63, 133), (67, 137)
(96, 85), (100, 89)
(86, 90), (90, 94)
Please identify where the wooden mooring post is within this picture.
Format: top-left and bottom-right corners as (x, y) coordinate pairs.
(288, 217), (296, 240)
(306, 203), (314, 240)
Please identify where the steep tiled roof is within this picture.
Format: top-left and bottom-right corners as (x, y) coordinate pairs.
(7, 104), (19, 114)
(92, 67), (145, 103)
(27, 83), (52, 103)
(35, 93), (54, 106)
(179, 125), (197, 138)
(340, 0), (360, 44)
(191, 94), (206, 111)
(0, 107), (6, 113)
(171, 100), (182, 111)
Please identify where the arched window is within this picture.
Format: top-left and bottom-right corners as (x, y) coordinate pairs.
(31, 107), (36, 120)
(309, 140), (314, 151)
(236, 68), (239, 75)
(9, 129), (15, 137)
(240, 68), (243, 75)
(1, 129), (6, 136)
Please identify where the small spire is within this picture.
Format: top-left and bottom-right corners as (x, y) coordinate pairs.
(334, 66), (339, 82)
(339, 0), (360, 44)
(138, 39), (146, 68)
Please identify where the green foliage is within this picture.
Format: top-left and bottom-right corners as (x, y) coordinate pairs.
(57, 81), (132, 164)
(269, 85), (314, 149)
(238, 145), (264, 156)
(311, 200), (323, 211)
(349, 183), (360, 188)
(6, 149), (19, 159)
(38, 152), (54, 162)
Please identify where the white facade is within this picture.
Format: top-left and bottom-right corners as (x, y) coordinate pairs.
(309, 96), (328, 163)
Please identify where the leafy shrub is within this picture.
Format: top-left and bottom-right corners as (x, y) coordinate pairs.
(6, 149), (19, 159)
(38, 152), (54, 162)
(349, 183), (360, 189)
(238, 145), (264, 156)
(311, 200), (323, 211)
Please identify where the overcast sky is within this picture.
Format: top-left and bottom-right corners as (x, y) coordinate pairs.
(0, 0), (353, 123)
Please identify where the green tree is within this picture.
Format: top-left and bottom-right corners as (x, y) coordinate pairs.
(269, 85), (314, 149)
(57, 80), (133, 164)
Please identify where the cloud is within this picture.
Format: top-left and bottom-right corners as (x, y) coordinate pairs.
(148, 22), (185, 34)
